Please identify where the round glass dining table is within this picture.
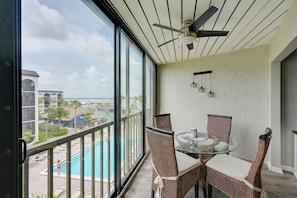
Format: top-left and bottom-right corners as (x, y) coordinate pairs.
(175, 131), (239, 156)
(175, 132), (239, 198)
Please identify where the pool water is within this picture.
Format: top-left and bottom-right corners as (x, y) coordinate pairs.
(54, 135), (128, 179)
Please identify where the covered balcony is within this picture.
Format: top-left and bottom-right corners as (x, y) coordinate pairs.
(1, 0), (297, 198)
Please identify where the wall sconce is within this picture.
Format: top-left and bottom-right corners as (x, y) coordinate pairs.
(192, 70), (213, 96)
(207, 91), (214, 97)
(191, 74), (197, 88)
(198, 75), (205, 92)
(207, 72), (214, 97)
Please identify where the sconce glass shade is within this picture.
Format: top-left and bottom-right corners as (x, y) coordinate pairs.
(207, 91), (214, 97)
(191, 82), (197, 88)
(199, 86), (205, 92)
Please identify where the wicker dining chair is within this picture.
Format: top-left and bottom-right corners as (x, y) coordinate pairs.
(146, 126), (201, 198)
(206, 127), (272, 198)
(207, 114), (232, 143)
(154, 114), (172, 131)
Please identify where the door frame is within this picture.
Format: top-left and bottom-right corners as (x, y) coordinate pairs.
(270, 37), (297, 176)
(0, 0), (22, 197)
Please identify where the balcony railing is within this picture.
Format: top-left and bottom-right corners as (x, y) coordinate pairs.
(23, 112), (145, 198)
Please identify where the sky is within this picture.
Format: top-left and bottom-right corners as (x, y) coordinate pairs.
(22, 0), (143, 98)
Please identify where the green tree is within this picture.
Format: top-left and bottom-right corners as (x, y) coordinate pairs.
(42, 96), (56, 108)
(57, 98), (68, 107)
(22, 131), (32, 142)
(83, 114), (92, 127)
(55, 107), (70, 130)
(130, 100), (138, 113)
(38, 98), (43, 105)
(133, 95), (142, 112)
(44, 108), (56, 141)
(69, 100), (82, 133)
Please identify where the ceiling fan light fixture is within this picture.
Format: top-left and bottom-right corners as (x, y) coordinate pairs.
(179, 20), (196, 45)
(153, 7), (228, 49)
(180, 36), (196, 45)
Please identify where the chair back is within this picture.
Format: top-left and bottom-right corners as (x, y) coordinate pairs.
(146, 126), (178, 177)
(154, 114), (172, 131)
(207, 114), (232, 142)
(245, 128), (272, 188)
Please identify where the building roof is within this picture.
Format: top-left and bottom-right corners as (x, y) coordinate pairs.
(22, 69), (39, 77)
(39, 90), (64, 94)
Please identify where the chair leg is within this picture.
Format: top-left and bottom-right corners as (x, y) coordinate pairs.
(195, 182), (199, 198)
(151, 189), (155, 198)
(208, 183), (213, 198)
(203, 186), (207, 198)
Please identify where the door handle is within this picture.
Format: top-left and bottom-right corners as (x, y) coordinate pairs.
(293, 130), (297, 135)
(19, 138), (27, 166)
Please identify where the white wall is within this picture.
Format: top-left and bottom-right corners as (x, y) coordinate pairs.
(268, 0), (297, 173)
(157, 45), (269, 161)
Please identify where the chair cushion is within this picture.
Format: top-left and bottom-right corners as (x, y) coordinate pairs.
(206, 154), (251, 182)
(175, 151), (200, 176)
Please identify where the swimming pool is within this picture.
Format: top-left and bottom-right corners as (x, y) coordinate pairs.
(53, 135), (130, 179)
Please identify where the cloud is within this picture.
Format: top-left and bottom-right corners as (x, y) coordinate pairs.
(85, 33), (113, 58)
(37, 65), (114, 98)
(22, 0), (115, 98)
(22, 0), (68, 40)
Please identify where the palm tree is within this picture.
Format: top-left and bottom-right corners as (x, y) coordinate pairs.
(57, 98), (68, 107)
(44, 108), (56, 141)
(55, 107), (70, 130)
(42, 96), (56, 108)
(133, 95), (142, 112)
(130, 100), (138, 113)
(69, 100), (82, 133)
(83, 114), (92, 128)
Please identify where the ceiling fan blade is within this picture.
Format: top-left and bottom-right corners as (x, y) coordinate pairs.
(157, 38), (178, 47)
(189, 6), (218, 32)
(196, 30), (229, 37)
(153, 23), (181, 32)
(187, 43), (194, 50)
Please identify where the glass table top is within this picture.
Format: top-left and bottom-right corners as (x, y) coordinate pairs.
(175, 131), (238, 155)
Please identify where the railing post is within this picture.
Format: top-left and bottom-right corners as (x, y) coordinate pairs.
(107, 125), (111, 197)
(91, 132), (95, 196)
(100, 128), (104, 197)
(47, 149), (54, 197)
(66, 142), (71, 197)
(22, 159), (29, 197)
(80, 137), (85, 198)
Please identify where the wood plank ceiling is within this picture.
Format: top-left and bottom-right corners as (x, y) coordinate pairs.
(107, 0), (293, 65)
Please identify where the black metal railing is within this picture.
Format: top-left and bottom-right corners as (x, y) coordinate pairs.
(23, 112), (144, 198)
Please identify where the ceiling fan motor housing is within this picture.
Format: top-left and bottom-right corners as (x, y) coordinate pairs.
(179, 20), (196, 45)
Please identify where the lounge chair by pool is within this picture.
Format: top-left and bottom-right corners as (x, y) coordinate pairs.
(54, 188), (64, 197)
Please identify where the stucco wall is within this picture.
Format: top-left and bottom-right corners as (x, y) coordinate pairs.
(268, 0), (297, 172)
(157, 45), (269, 161)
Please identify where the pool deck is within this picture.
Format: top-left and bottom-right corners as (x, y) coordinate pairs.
(28, 128), (112, 198)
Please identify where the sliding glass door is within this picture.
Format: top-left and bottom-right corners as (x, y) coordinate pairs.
(2, 0), (156, 197)
(120, 33), (144, 182)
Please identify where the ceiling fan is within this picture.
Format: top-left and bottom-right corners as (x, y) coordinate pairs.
(153, 6), (229, 50)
